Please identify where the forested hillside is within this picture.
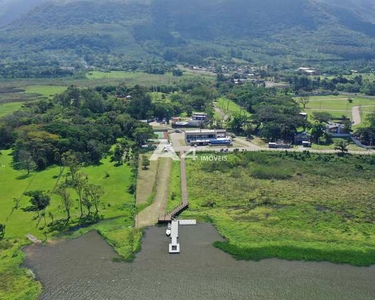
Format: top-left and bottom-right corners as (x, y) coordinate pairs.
(1, 0), (375, 67)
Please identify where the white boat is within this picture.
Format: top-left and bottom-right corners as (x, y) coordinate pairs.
(166, 222), (172, 236)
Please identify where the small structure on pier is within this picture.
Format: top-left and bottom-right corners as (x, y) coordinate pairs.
(169, 220), (180, 254)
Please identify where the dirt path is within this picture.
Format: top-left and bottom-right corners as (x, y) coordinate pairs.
(213, 103), (229, 121)
(352, 106), (361, 126)
(135, 158), (172, 228)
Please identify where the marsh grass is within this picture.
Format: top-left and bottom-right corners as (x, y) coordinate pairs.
(184, 151), (375, 266)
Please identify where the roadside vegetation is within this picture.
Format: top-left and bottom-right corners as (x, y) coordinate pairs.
(184, 151), (375, 266)
(167, 161), (181, 212)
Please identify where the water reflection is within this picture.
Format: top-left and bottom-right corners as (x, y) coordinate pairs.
(25, 224), (375, 300)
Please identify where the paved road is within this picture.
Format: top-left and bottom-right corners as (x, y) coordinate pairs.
(136, 158), (172, 228)
(352, 106), (361, 126)
(170, 132), (375, 155)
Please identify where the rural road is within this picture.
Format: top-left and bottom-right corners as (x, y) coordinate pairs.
(136, 158), (172, 228)
(170, 132), (375, 155)
(352, 106), (361, 126)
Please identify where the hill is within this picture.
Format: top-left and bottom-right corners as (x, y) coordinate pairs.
(1, 0), (375, 68)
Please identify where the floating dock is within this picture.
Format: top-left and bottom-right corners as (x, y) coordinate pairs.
(169, 220), (180, 254)
(167, 220), (196, 254)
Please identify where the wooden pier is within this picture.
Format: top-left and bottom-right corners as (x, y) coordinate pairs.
(158, 151), (189, 223)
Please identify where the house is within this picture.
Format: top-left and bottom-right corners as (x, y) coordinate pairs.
(297, 67), (320, 76)
(326, 122), (351, 137)
(294, 132), (311, 145)
(192, 112), (208, 121)
(185, 129), (232, 146)
(172, 113), (209, 128)
(326, 122), (345, 134)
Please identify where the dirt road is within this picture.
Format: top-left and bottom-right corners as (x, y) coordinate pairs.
(352, 106), (361, 126)
(135, 158), (172, 228)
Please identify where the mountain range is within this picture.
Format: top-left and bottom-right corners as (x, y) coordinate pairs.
(0, 0), (375, 66)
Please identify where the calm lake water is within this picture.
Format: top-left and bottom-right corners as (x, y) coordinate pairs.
(24, 224), (375, 300)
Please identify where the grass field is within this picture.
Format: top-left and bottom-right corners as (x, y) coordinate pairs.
(310, 138), (363, 151)
(0, 86), (67, 118)
(136, 155), (159, 210)
(216, 97), (251, 117)
(86, 70), (212, 85)
(0, 150), (139, 299)
(24, 85), (67, 98)
(181, 152), (375, 266)
(0, 102), (24, 118)
(298, 95), (375, 125)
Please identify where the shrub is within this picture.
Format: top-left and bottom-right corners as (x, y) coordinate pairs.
(251, 166), (293, 180)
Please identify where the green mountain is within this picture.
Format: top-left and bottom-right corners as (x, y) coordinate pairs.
(1, 0), (375, 66)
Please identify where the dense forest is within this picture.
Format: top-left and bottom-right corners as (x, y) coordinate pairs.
(0, 80), (220, 170)
(1, 0), (375, 73)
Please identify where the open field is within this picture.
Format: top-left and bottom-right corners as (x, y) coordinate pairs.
(216, 97), (251, 117)
(0, 85), (67, 118)
(24, 85), (67, 98)
(0, 150), (139, 299)
(136, 155), (159, 208)
(0, 102), (24, 118)
(86, 71), (214, 85)
(181, 151), (375, 266)
(309, 138), (363, 151)
(298, 95), (375, 125)
(306, 95), (375, 111)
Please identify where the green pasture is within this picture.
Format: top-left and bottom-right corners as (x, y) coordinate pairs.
(24, 85), (67, 98)
(182, 152), (375, 266)
(0, 102), (23, 118)
(216, 97), (250, 117)
(0, 149), (138, 299)
(298, 95), (375, 125)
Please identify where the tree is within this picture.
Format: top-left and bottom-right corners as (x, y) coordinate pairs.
(142, 155), (150, 170)
(112, 144), (123, 165)
(298, 94), (310, 109)
(71, 173), (87, 219)
(17, 150), (36, 175)
(334, 140), (349, 154)
(342, 119), (352, 134)
(54, 185), (73, 221)
(62, 151), (81, 181)
(133, 126), (155, 145)
(172, 69), (183, 76)
(227, 113), (249, 134)
(83, 183), (104, 216)
(312, 111), (332, 123)
(24, 190), (51, 218)
(311, 122), (325, 143)
(0, 224), (5, 240)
